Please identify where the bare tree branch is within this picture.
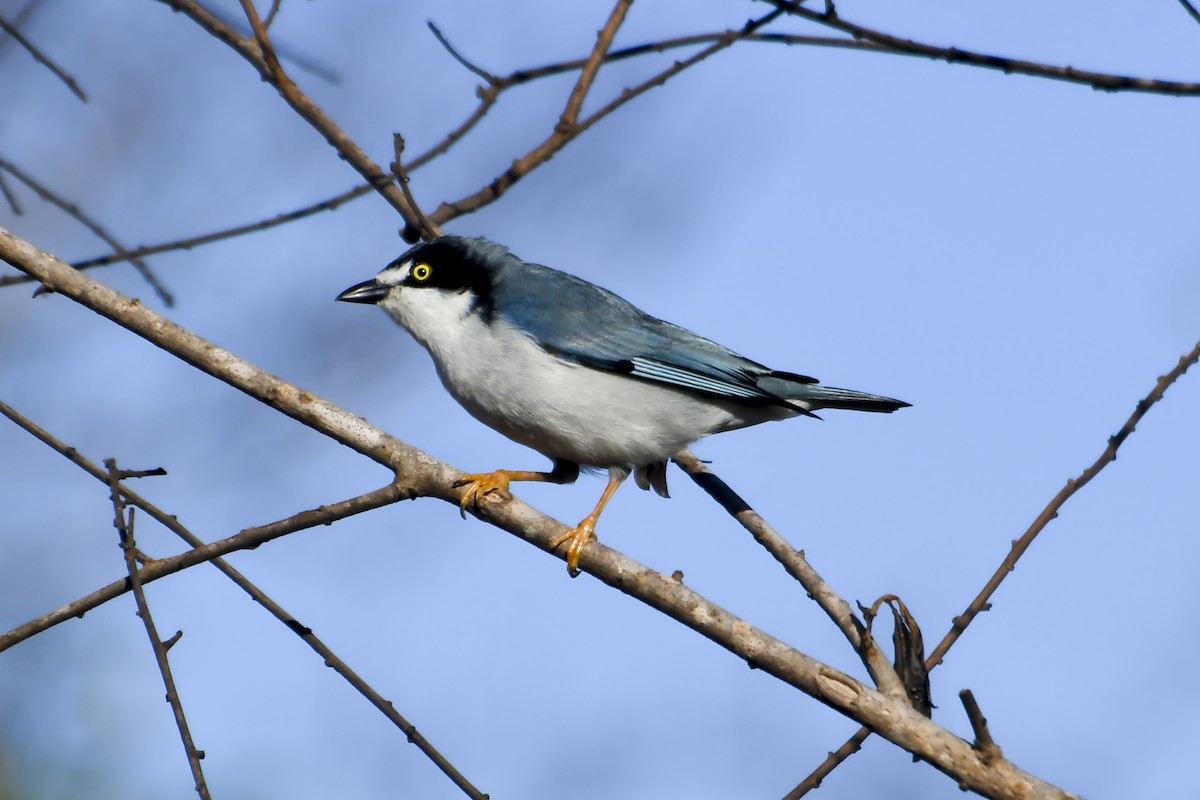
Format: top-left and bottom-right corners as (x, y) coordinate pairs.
(0, 399), (488, 800)
(153, 0), (425, 233)
(428, 9), (784, 227)
(0, 157), (173, 305)
(784, 335), (1200, 796)
(0, 225), (1082, 800)
(672, 450), (905, 700)
(0, 171), (20, 215)
(105, 459), (211, 800)
(0, 11), (86, 101)
(428, 21), (498, 83)
(560, 0), (634, 131)
(766, 0), (1200, 95)
(392, 134), (443, 241)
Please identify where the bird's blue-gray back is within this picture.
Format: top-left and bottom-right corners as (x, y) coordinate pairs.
(487, 253), (795, 406)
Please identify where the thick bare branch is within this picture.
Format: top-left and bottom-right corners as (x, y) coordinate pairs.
(0, 226), (1081, 800)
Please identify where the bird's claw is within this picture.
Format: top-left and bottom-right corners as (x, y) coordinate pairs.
(453, 471), (512, 518)
(550, 519), (597, 577)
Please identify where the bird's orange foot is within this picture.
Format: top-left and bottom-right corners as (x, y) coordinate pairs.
(550, 518), (598, 577)
(453, 471), (514, 518)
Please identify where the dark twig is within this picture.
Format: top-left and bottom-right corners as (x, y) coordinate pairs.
(960, 690), (1001, 765)
(0, 12), (86, 101)
(105, 459), (210, 800)
(672, 450), (904, 698)
(148, 0), (425, 231)
(0, 158), (173, 305)
(766, 0), (1200, 96)
(429, 9), (783, 227)
(0, 0), (46, 52)
(66, 184), (368, 271)
(0, 483), (407, 654)
(928, 337), (1200, 665)
(784, 337), (1200, 797)
(502, 29), (851, 85)
(1179, 0), (1200, 27)
(0, 400), (487, 800)
(0, 87), (505, 287)
(0, 172), (20, 215)
(428, 21), (497, 83)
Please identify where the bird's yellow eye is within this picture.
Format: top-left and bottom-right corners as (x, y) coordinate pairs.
(412, 263), (432, 281)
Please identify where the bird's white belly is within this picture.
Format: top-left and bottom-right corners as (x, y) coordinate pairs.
(423, 316), (756, 467)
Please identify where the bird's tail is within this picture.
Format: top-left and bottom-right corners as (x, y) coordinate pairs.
(759, 371), (910, 414)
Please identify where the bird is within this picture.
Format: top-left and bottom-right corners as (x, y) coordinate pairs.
(337, 236), (908, 576)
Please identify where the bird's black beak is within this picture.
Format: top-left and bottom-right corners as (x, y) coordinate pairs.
(336, 279), (389, 304)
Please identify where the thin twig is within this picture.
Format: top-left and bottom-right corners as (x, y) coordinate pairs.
(1179, 0), (1200, 27)
(781, 730), (869, 799)
(263, 0), (282, 29)
(928, 338), (1200, 664)
(427, 21), (497, 82)
(0, 158), (173, 305)
(0, 12), (86, 101)
(0, 0), (46, 52)
(150, 0), (424, 230)
(560, 0), (634, 131)
(105, 459), (211, 800)
(392, 134), (442, 241)
(783, 337), (1200, 797)
(0, 483), (407, 653)
(0, 400), (487, 800)
(429, 9), (783, 227)
(672, 451), (905, 699)
(766, 0), (1200, 95)
(0, 172), (20, 215)
(24, 183), (369, 276)
(0, 72), (496, 289)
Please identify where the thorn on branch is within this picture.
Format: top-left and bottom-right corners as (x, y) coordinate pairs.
(163, 630), (183, 651)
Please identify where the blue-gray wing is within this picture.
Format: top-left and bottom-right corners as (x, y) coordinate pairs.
(491, 260), (809, 407)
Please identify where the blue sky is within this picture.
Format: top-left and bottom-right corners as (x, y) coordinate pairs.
(2, 1), (1199, 798)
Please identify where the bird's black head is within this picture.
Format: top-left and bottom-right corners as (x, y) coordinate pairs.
(336, 236), (501, 308)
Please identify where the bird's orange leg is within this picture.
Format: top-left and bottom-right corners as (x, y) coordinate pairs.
(550, 472), (626, 577)
(454, 461), (578, 518)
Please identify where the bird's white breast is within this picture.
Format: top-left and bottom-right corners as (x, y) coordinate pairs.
(380, 286), (770, 467)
